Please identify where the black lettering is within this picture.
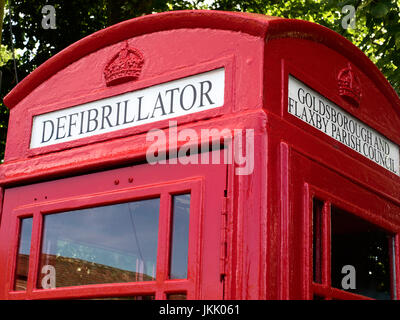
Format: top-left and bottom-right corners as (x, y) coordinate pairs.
(301, 107), (308, 122)
(384, 140), (390, 155)
(366, 129), (373, 145)
(136, 96), (149, 121)
(67, 113), (79, 137)
(362, 142), (369, 157)
(355, 137), (361, 153)
(331, 108), (337, 123)
(199, 80), (214, 107)
(165, 88), (179, 114)
(337, 112), (343, 127)
(288, 97), (296, 114)
(151, 93), (167, 118)
(79, 111), (85, 134)
(318, 100), (326, 116)
(315, 113), (323, 129)
(305, 93), (313, 108)
(123, 100), (135, 124)
(115, 102), (122, 126)
(55, 116), (67, 140)
(348, 119), (355, 135)
(101, 105), (114, 130)
(343, 114), (349, 131)
(354, 122), (361, 138)
(87, 108), (99, 133)
(322, 117), (329, 133)
(41, 120), (54, 143)
(180, 84), (197, 111)
(325, 104), (331, 120)
(298, 88), (305, 104)
(308, 110), (316, 126)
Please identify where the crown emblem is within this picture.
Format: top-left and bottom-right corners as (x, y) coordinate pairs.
(104, 41), (144, 86)
(337, 63), (361, 106)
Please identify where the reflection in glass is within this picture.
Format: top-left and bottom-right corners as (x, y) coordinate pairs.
(37, 198), (160, 288)
(170, 194), (191, 279)
(14, 217), (33, 291)
(331, 206), (393, 299)
(167, 293), (187, 300)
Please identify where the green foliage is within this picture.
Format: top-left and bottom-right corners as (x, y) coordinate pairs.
(0, 0), (398, 161)
(353, 0), (400, 97)
(209, 0), (400, 96)
(0, 44), (13, 66)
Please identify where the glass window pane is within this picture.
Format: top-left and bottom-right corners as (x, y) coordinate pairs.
(313, 198), (324, 284)
(331, 206), (394, 299)
(167, 293), (187, 300)
(37, 198), (160, 288)
(169, 194), (191, 279)
(14, 217), (33, 291)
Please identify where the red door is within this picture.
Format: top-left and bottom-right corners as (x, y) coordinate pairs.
(0, 150), (227, 300)
(286, 146), (400, 300)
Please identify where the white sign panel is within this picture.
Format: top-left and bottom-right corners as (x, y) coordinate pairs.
(288, 75), (400, 176)
(30, 68), (225, 149)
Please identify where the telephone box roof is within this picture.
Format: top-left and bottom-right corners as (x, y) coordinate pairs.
(3, 9), (399, 110)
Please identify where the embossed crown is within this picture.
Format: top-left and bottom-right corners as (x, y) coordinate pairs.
(104, 41), (144, 86)
(337, 63), (362, 106)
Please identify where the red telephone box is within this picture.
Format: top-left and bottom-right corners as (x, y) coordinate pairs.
(0, 10), (399, 300)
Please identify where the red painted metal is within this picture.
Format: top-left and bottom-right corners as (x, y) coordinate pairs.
(0, 152), (227, 299)
(104, 41), (144, 86)
(0, 10), (399, 300)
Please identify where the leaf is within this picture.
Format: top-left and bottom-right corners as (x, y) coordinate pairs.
(396, 32), (400, 49)
(371, 3), (389, 18)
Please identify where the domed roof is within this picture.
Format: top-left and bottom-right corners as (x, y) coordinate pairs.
(4, 10), (399, 110)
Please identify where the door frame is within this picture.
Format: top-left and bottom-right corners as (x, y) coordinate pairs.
(285, 144), (400, 300)
(0, 150), (228, 300)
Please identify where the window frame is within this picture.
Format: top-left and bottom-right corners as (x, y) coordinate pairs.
(306, 185), (400, 300)
(6, 179), (203, 300)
